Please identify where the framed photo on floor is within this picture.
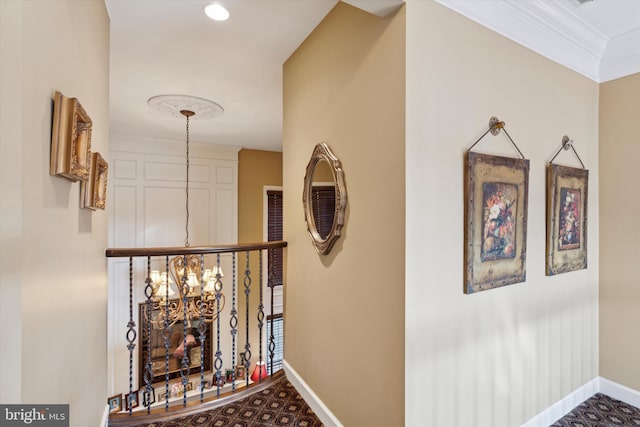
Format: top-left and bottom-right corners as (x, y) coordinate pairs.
(141, 387), (156, 407)
(236, 365), (246, 379)
(125, 390), (139, 411)
(464, 151), (530, 294)
(546, 164), (588, 275)
(107, 394), (122, 414)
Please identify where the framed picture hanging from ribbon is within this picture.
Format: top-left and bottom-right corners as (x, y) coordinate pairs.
(464, 117), (530, 294)
(546, 135), (588, 276)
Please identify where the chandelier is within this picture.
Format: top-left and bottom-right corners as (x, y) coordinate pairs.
(146, 95), (225, 327)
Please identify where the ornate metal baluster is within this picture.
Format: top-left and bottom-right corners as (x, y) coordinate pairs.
(163, 256), (171, 410)
(230, 252), (238, 391)
(181, 255), (189, 407)
(257, 250), (264, 382)
(214, 253), (224, 397)
(242, 251), (252, 385)
(126, 257), (137, 416)
(198, 255), (206, 402)
(268, 249), (276, 376)
(144, 257), (154, 413)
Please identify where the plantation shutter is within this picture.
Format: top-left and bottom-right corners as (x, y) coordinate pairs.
(267, 190), (283, 287)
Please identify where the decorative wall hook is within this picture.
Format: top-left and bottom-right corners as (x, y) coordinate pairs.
(489, 116), (504, 136)
(549, 135), (586, 169)
(467, 116), (525, 159)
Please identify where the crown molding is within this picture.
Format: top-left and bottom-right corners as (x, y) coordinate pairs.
(434, 0), (605, 81)
(435, 0), (640, 83)
(600, 27), (640, 82)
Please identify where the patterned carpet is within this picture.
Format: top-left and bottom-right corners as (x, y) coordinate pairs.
(133, 376), (323, 427)
(551, 393), (640, 426)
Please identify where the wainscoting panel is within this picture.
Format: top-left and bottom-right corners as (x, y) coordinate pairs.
(114, 159), (136, 180)
(143, 186), (189, 247)
(143, 161), (185, 181)
(215, 188), (234, 245)
(216, 166), (234, 184)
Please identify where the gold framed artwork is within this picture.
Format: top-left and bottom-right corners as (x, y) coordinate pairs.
(546, 164), (588, 275)
(464, 152), (529, 294)
(50, 91), (93, 181)
(81, 152), (108, 210)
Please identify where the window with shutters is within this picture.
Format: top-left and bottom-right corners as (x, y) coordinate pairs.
(266, 190), (284, 372)
(266, 313), (283, 372)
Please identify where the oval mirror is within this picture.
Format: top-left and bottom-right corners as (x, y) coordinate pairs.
(303, 143), (347, 255)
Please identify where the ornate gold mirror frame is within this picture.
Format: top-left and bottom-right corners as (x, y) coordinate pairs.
(302, 143), (347, 255)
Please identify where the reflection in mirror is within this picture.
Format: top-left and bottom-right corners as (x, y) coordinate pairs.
(311, 160), (336, 240)
(302, 143), (347, 255)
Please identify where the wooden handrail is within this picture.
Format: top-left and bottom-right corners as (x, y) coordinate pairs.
(106, 240), (287, 258)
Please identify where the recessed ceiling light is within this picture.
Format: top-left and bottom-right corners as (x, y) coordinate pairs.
(204, 3), (230, 21)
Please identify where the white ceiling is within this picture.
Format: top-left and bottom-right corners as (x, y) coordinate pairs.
(107, 0), (640, 152)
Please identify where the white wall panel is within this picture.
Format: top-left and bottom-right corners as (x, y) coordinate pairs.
(113, 186), (136, 248)
(114, 159), (137, 180)
(143, 187), (186, 247)
(216, 166), (234, 184)
(192, 165), (210, 183)
(215, 189), (234, 244)
(188, 188), (211, 246)
(144, 161), (184, 181)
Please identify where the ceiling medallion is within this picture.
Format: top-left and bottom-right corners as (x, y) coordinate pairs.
(147, 94), (224, 120)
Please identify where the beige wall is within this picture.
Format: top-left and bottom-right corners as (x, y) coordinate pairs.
(237, 148), (283, 363)
(0, 1), (110, 425)
(283, 3), (405, 426)
(406, 2), (599, 426)
(238, 149), (283, 243)
(599, 73), (640, 391)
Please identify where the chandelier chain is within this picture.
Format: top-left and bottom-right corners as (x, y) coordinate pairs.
(185, 115), (190, 247)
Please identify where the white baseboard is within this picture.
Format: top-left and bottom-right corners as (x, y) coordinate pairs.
(521, 376), (640, 427)
(521, 378), (599, 427)
(283, 360), (343, 427)
(599, 376), (640, 409)
(100, 403), (109, 427)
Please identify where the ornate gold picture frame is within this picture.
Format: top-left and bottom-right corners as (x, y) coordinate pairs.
(50, 91), (93, 181)
(81, 152), (108, 210)
(464, 152), (529, 294)
(546, 164), (588, 275)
